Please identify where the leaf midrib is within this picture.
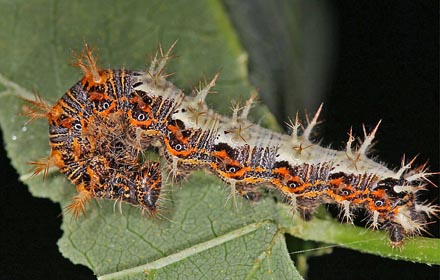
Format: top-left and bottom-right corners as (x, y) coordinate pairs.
(97, 220), (274, 280)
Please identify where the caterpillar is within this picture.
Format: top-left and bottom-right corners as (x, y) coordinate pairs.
(24, 42), (438, 247)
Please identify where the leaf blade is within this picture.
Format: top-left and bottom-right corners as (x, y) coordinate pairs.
(0, 1), (299, 278)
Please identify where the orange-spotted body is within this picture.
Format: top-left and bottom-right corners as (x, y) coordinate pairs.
(24, 43), (438, 246)
(34, 63), (165, 216)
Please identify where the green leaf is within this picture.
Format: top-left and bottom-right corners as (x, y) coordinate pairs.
(0, 1), (298, 279)
(0, 1), (438, 279)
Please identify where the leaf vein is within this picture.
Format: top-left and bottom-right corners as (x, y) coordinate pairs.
(97, 221), (273, 280)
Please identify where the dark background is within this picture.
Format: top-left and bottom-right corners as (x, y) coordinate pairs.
(1, 1), (438, 279)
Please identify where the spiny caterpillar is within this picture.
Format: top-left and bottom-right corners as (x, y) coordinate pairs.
(24, 43), (438, 247)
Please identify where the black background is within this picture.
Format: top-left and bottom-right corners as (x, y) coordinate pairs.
(307, 2), (439, 280)
(1, 1), (438, 279)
